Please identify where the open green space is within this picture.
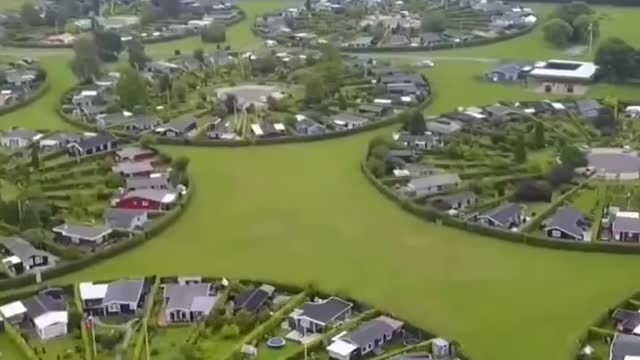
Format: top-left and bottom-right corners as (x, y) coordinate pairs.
(5, 2), (640, 360)
(0, 333), (27, 360)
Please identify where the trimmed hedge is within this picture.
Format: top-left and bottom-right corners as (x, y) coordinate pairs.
(0, 78), (49, 117)
(131, 276), (160, 360)
(370, 340), (433, 360)
(361, 158), (640, 254)
(74, 282), (94, 360)
(2, 317), (39, 360)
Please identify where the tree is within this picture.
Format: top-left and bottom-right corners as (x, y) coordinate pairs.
(105, 173), (124, 188)
(370, 21), (386, 43)
(560, 145), (588, 168)
(139, 2), (158, 26)
(127, 38), (148, 70)
(201, 24), (226, 43)
(543, 18), (574, 47)
(513, 134), (527, 164)
(72, 35), (101, 82)
(370, 144), (390, 160)
(193, 48), (205, 63)
(220, 324), (240, 339)
(233, 310), (256, 334)
(534, 122), (545, 149)
(251, 54), (277, 75)
(421, 13), (447, 33)
(156, 0), (181, 17)
(514, 180), (552, 202)
(116, 67), (148, 110)
(551, 2), (594, 25)
(171, 80), (188, 103)
(547, 165), (574, 187)
(157, 73), (172, 105)
(573, 15), (599, 44)
(318, 44), (344, 94)
(366, 157), (386, 177)
(223, 93), (238, 113)
(407, 111), (426, 135)
(172, 156), (190, 173)
(95, 31), (123, 62)
(20, 3), (42, 26)
(30, 142), (40, 170)
(304, 74), (325, 105)
(595, 37), (639, 81)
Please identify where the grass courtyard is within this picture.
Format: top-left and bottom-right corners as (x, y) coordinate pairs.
(4, 2), (640, 360)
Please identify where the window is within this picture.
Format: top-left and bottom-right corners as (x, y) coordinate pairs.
(551, 230), (561, 238)
(108, 303), (120, 312)
(142, 201), (149, 207)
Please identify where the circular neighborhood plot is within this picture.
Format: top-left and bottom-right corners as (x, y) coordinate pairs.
(216, 84), (284, 110)
(0, 276), (466, 360)
(587, 148), (640, 180)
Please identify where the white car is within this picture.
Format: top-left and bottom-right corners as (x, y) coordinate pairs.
(416, 60), (435, 68)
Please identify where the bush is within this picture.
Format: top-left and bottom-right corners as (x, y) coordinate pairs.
(514, 180), (552, 202)
(221, 324), (240, 339)
(201, 24), (226, 43)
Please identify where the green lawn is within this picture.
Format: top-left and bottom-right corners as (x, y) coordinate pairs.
(0, 334), (27, 360)
(4, 3), (640, 360)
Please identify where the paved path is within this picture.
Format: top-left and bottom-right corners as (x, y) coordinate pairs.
(94, 317), (139, 360)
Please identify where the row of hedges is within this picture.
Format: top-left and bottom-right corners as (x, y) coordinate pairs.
(0, 78), (49, 117)
(520, 181), (589, 233)
(361, 159), (640, 255)
(74, 283), (94, 360)
(131, 276), (160, 360)
(0, 158), (194, 292)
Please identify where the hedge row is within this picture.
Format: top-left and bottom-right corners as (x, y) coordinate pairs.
(74, 283), (94, 360)
(223, 291), (309, 360)
(2, 317), (39, 360)
(131, 276), (160, 360)
(520, 181), (588, 233)
(0, 78), (49, 117)
(0, 163), (194, 291)
(361, 159), (640, 254)
(370, 340), (433, 360)
(41, 179), (104, 192)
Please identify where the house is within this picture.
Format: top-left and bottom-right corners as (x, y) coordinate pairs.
(288, 297), (353, 335)
(5, 69), (36, 86)
(0, 300), (27, 324)
(386, 149), (419, 163)
(395, 132), (440, 150)
(114, 147), (155, 162)
(358, 104), (392, 118)
(346, 36), (374, 48)
(426, 118), (462, 136)
(327, 316), (404, 360)
(543, 206), (591, 241)
(154, 118), (198, 137)
(163, 282), (218, 323)
(102, 279), (146, 316)
(576, 99), (604, 119)
(610, 208), (640, 242)
(528, 59), (598, 83)
(386, 34), (410, 47)
(295, 116), (326, 136)
(484, 104), (520, 121)
(400, 173), (461, 198)
(40, 132), (84, 151)
(0, 237), (56, 275)
(233, 284), (274, 313)
(394, 163), (435, 178)
(0, 128), (41, 149)
(612, 308), (640, 334)
(78, 282), (109, 315)
(104, 208), (148, 232)
(611, 333), (640, 360)
(115, 189), (178, 211)
(420, 32), (444, 46)
(52, 224), (113, 246)
(332, 113), (369, 130)
(145, 61), (181, 76)
(123, 116), (162, 133)
(379, 74), (427, 87)
(67, 133), (118, 158)
(125, 173), (172, 191)
(207, 119), (238, 140)
(477, 203), (526, 229)
(22, 293), (68, 340)
(95, 112), (132, 128)
(430, 191), (478, 211)
(251, 123), (286, 138)
(485, 63), (526, 82)
(111, 161), (154, 178)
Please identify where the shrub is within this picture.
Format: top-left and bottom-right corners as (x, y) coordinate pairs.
(514, 180), (552, 202)
(221, 324), (240, 339)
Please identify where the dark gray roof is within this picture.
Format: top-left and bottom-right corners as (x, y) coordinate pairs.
(125, 175), (171, 190)
(344, 316), (403, 347)
(612, 333), (640, 360)
(164, 283), (216, 312)
(116, 146), (154, 160)
(489, 63), (523, 77)
(481, 203), (526, 226)
(112, 161), (154, 175)
(1, 237), (53, 263)
(348, 36), (374, 46)
(544, 206), (589, 237)
(23, 294), (66, 319)
(576, 99), (602, 113)
(234, 287), (270, 312)
(485, 104), (518, 118)
(104, 208), (148, 231)
(332, 113), (369, 124)
(70, 133), (117, 152)
(431, 191), (477, 206)
(614, 215), (640, 234)
(103, 279), (144, 305)
(2, 128), (39, 141)
(297, 297), (352, 325)
(387, 34), (410, 46)
(157, 118), (196, 133)
(126, 116), (162, 128)
(409, 173), (461, 190)
(359, 104), (388, 114)
(420, 32), (443, 43)
(52, 224), (112, 240)
(380, 74), (426, 86)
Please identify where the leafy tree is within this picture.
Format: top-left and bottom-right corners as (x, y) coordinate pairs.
(534, 122), (545, 149)
(20, 204), (42, 230)
(543, 18), (573, 47)
(116, 67), (148, 110)
(513, 134), (527, 164)
(31, 142), (39, 170)
(595, 37), (639, 81)
(172, 79), (188, 103)
(139, 2), (158, 26)
(337, 92), (348, 110)
(551, 2), (594, 24)
(140, 133), (157, 147)
(370, 144), (390, 160)
(547, 165), (574, 187)
(157, 73), (172, 105)
(233, 310), (256, 334)
(72, 35), (101, 82)
(20, 3), (42, 26)
(64, 23), (81, 34)
(105, 173), (124, 188)
(514, 180), (552, 202)
(304, 74), (325, 105)
(560, 145), (588, 168)
(421, 13), (447, 33)
(172, 155), (190, 173)
(317, 44), (344, 94)
(220, 324), (240, 339)
(573, 15), (598, 44)
(252, 54), (277, 75)
(370, 21), (386, 43)
(193, 48), (205, 63)
(366, 157), (386, 177)
(407, 111), (426, 135)
(94, 30), (123, 62)
(127, 38), (148, 70)
(201, 24), (226, 43)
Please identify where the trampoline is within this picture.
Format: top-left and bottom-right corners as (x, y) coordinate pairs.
(266, 337), (286, 349)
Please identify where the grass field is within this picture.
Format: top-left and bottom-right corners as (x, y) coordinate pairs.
(4, 2), (640, 360)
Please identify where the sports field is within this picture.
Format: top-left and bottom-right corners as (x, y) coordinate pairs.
(3, 2), (640, 360)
